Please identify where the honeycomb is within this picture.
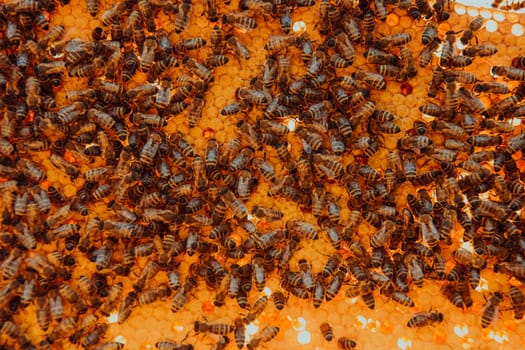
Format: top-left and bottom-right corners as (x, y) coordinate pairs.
(1, 0), (525, 349)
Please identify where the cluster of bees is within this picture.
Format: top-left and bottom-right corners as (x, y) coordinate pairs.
(0, 0), (525, 348)
(491, 0), (525, 11)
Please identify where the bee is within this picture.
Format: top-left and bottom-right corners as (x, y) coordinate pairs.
(252, 205), (283, 222)
(407, 310), (444, 328)
(337, 337), (357, 349)
(81, 323), (109, 348)
(204, 54), (229, 68)
(286, 219), (319, 240)
(101, 2), (126, 25)
(441, 283), (464, 309)
(226, 34), (251, 60)
(481, 292), (503, 328)
(174, 37), (207, 54)
(138, 36), (157, 73)
(243, 295), (268, 324)
(271, 290), (286, 310)
(121, 49), (139, 82)
(155, 340), (194, 350)
(512, 55), (525, 68)
(305, 47), (327, 79)
(420, 37), (441, 67)
(20, 274), (36, 307)
(376, 64), (405, 80)
(472, 82), (509, 94)
(353, 70), (386, 90)
(375, 33), (412, 50)
(1, 247), (23, 280)
(222, 13), (257, 32)
(93, 342), (125, 350)
(247, 326), (280, 350)
(36, 296), (50, 331)
(183, 56), (214, 83)
(389, 291), (415, 307)
(279, 6), (292, 34)
(463, 44), (497, 57)
(194, 321), (234, 335)
(317, 322), (334, 342)
(452, 248), (487, 269)
(460, 16), (484, 45)
(174, 0), (192, 33)
(491, 65), (525, 81)
(510, 286), (525, 319)
(404, 254), (425, 288)
(370, 220), (396, 248)
(332, 30), (356, 65)
(325, 267), (346, 301)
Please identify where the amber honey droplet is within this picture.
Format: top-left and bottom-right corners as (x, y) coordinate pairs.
(203, 127), (215, 139)
(400, 82), (413, 96)
(202, 301), (215, 314)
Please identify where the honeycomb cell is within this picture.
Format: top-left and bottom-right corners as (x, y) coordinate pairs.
(493, 12), (506, 21)
(485, 19), (499, 32)
(511, 23), (524, 36)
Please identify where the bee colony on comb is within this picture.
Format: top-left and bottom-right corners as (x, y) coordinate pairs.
(1, 0), (525, 349)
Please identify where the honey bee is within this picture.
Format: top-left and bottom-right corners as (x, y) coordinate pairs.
(441, 283), (464, 309)
(94, 342), (125, 350)
(155, 339), (194, 350)
(174, 0), (192, 33)
(353, 70), (386, 90)
(36, 295), (50, 331)
(121, 49), (139, 82)
(491, 65), (525, 81)
(419, 37), (441, 67)
(481, 292), (503, 328)
(247, 326), (280, 350)
(194, 321), (234, 335)
(452, 248), (487, 269)
(337, 337), (357, 349)
(100, 2), (126, 25)
(472, 81), (509, 94)
(375, 33), (412, 50)
(509, 286), (525, 319)
(331, 30), (356, 65)
(407, 310), (444, 328)
(460, 16), (484, 45)
(243, 295), (268, 324)
(320, 322), (334, 341)
(463, 44), (497, 57)
(222, 13), (257, 32)
(226, 34), (251, 60)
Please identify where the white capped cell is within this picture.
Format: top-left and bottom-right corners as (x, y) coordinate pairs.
(287, 118), (297, 132)
(475, 277), (489, 292)
(357, 315), (368, 329)
(460, 241), (474, 252)
(467, 8), (479, 17)
(292, 317), (306, 331)
(512, 23), (524, 36)
(493, 12), (505, 22)
(115, 335), (127, 344)
(480, 9), (492, 19)
(455, 4), (466, 15)
(486, 20), (498, 32)
(293, 21), (306, 33)
(397, 337), (412, 350)
(107, 313), (119, 324)
(454, 324), (469, 338)
(297, 330), (311, 345)
(246, 323), (259, 336)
